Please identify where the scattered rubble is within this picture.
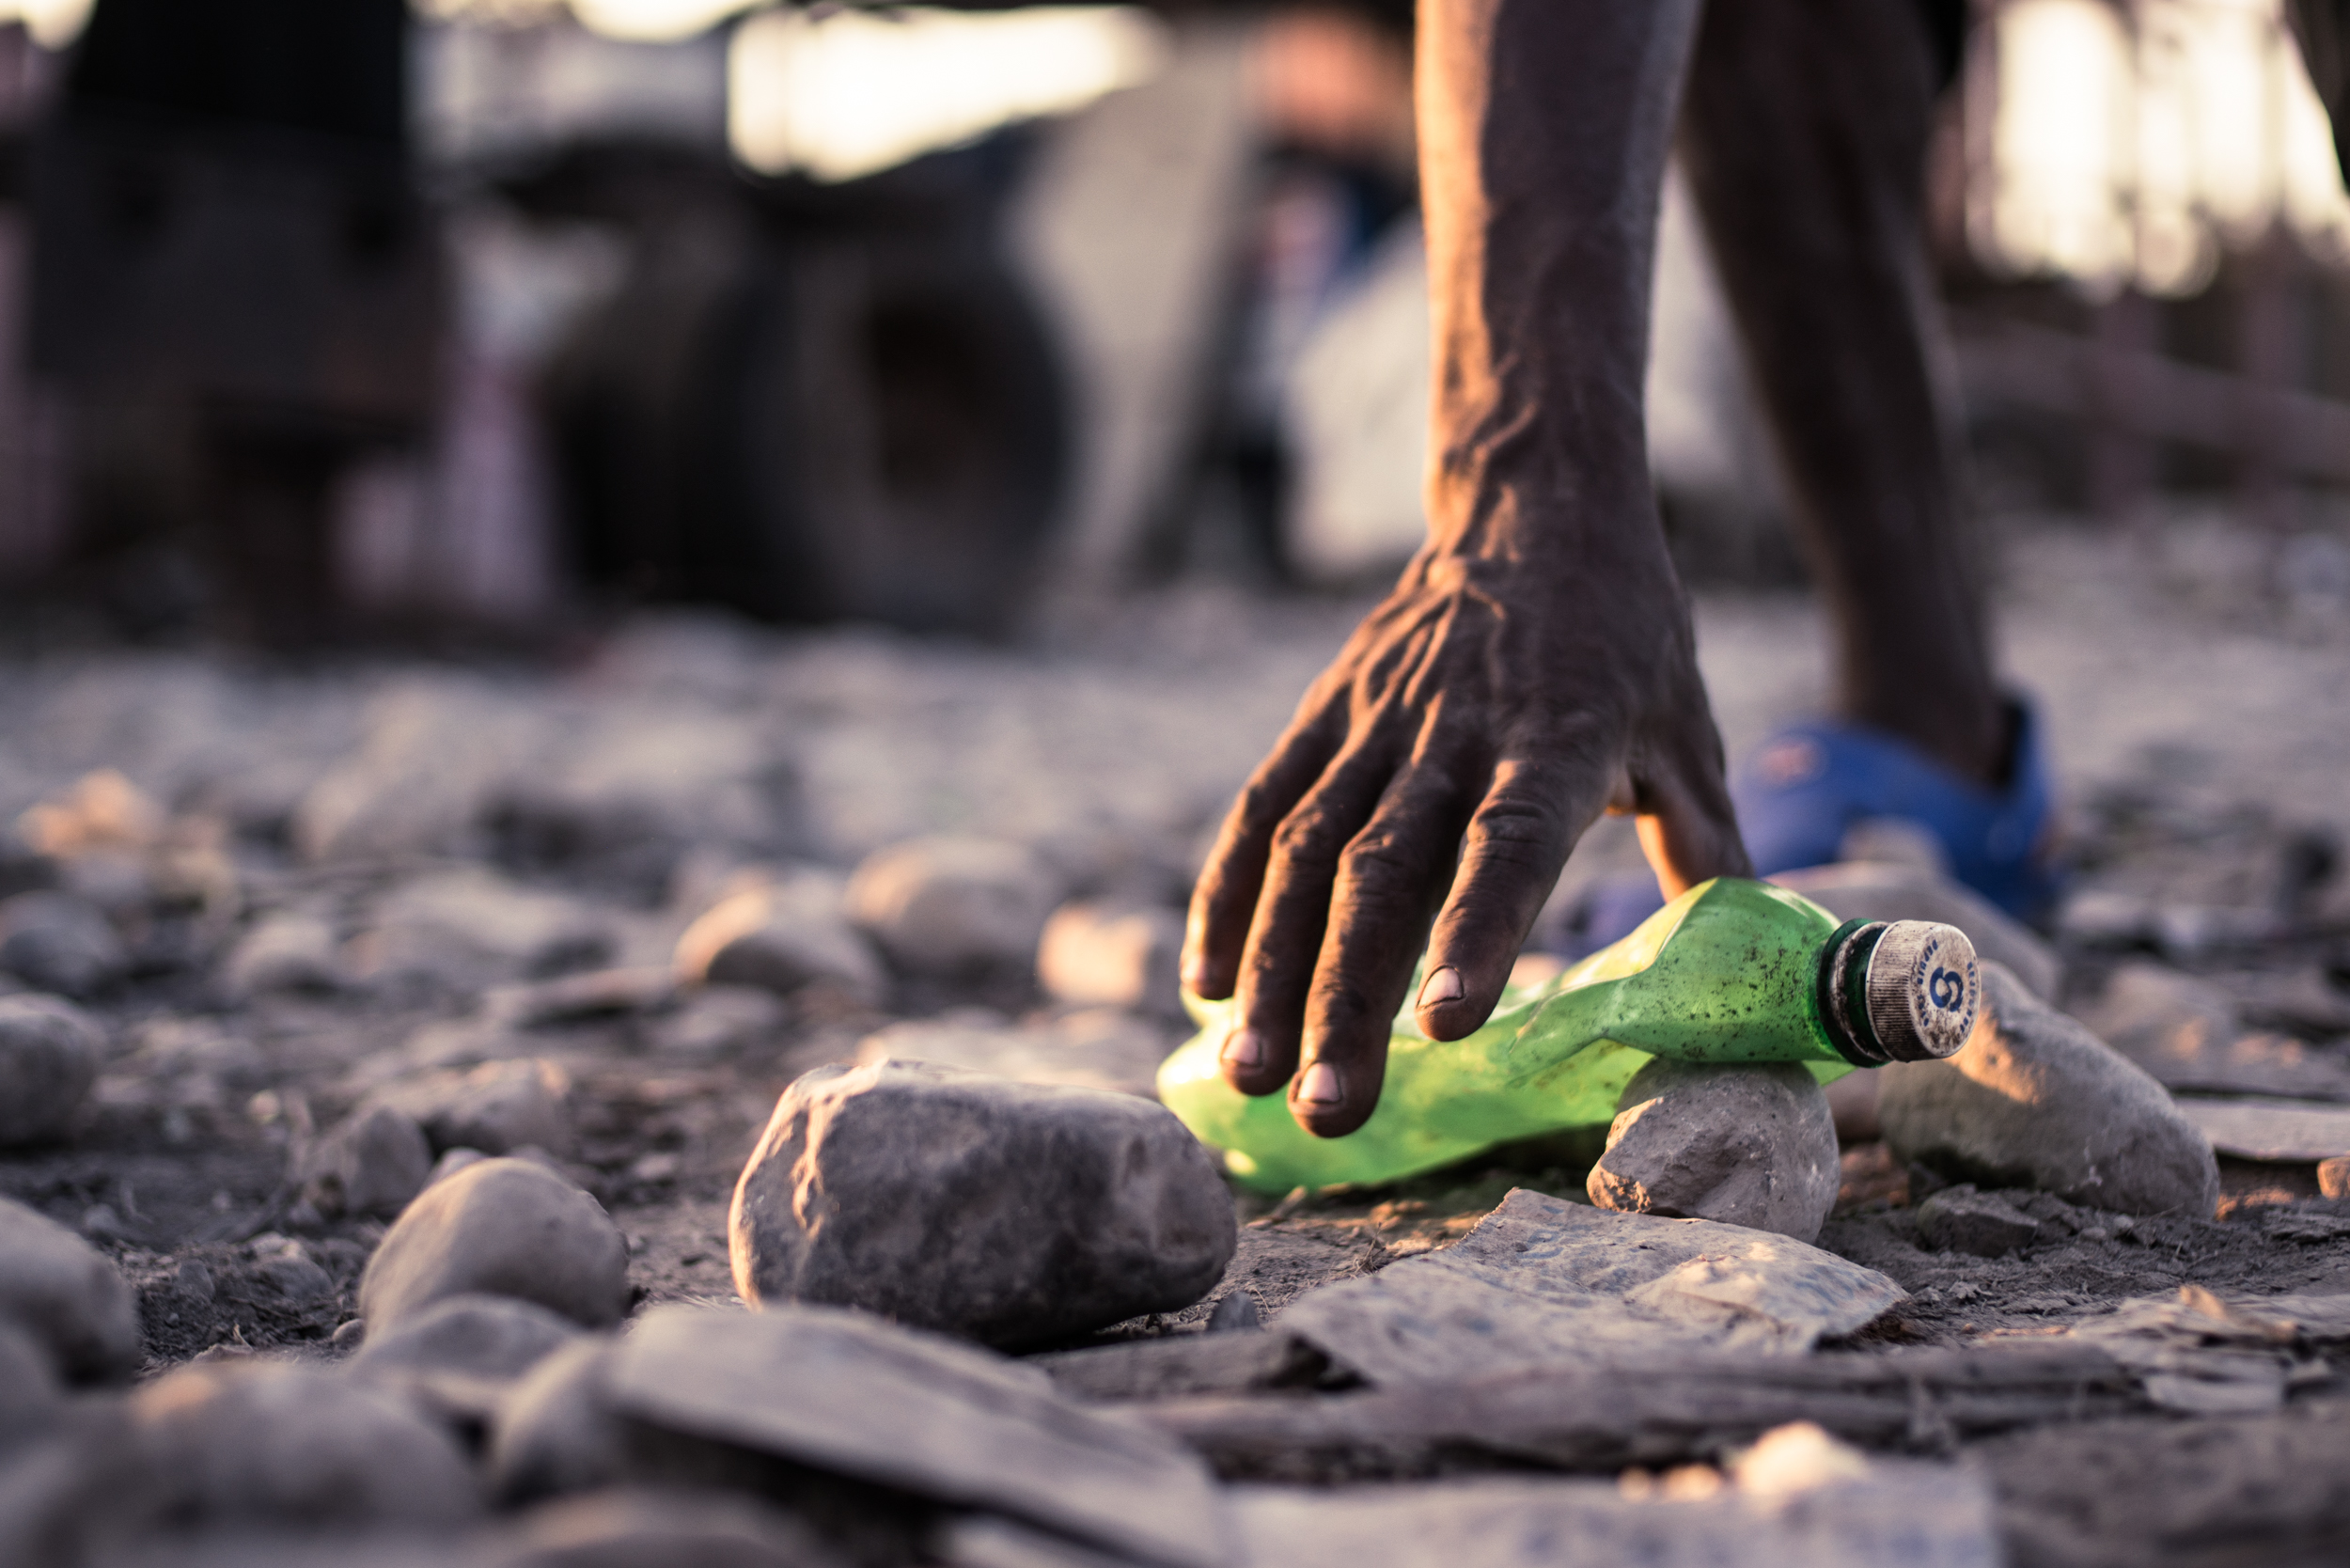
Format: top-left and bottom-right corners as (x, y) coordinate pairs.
(845, 836), (1059, 977)
(0, 569), (2345, 1563)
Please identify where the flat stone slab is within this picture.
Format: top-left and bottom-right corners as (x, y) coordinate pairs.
(2173, 1097), (2350, 1163)
(1230, 1435), (1998, 1568)
(604, 1304), (1230, 1568)
(1278, 1189), (1904, 1386)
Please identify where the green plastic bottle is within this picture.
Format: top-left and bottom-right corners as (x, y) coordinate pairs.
(1158, 877), (1982, 1195)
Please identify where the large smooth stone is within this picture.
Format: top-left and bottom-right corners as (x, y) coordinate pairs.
(0, 1197), (141, 1383)
(127, 1360), (478, 1530)
(358, 1158), (629, 1334)
(1879, 963), (2219, 1217)
(844, 837), (1057, 976)
(0, 892), (127, 999)
(729, 1061), (1235, 1350)
(1587, 1059), (1841, 1244)
(0, 995), (102, 1146)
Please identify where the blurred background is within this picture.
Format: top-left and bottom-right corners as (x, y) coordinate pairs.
(0, 0), (2342, 646)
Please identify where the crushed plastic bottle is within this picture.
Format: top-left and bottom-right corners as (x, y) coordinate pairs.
(1158, 876), (1981, 1195)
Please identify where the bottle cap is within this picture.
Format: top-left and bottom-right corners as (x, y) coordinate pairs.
(1864, 921), (1981, 1061)
(1818, 918), (1982, 1065)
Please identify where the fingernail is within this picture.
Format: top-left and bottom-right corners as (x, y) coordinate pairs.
(1418, 965), (1464, 1008)
(1297, 1060), (1343, 1106)
(1220, 1028), (1265, 1072)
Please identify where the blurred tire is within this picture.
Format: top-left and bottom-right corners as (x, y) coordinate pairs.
(548, 224), (1069, 637)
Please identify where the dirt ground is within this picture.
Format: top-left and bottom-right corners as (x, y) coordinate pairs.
(5, 512), (2350, 1562)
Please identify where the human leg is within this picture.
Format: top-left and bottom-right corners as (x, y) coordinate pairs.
(1679, 0), (2005, 787)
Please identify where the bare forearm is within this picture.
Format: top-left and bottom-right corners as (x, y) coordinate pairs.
(1418, 0), (1700, 564)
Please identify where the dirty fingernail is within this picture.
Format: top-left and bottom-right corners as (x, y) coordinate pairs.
(1297, 1060), (1343, 1106)
(1418, 965), (1464, 1008)
(1220, 1028), (1265, 1072)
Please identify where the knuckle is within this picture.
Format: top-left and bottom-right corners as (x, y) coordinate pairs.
(1270, 802), (1349, 862)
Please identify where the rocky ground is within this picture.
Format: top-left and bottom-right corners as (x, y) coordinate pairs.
(1, 513), (2349, 1566)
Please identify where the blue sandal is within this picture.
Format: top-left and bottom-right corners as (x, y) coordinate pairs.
(1555, 698), (2060, 955)
(1732, 698), (2059, 921)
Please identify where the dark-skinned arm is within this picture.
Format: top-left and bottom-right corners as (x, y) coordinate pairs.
(1181, 0), (1748, 1138)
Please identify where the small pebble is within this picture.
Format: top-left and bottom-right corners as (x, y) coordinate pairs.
(360, 1156), (629, 1333)
(0, 994), (102, 1146)
(1205, 1291), (1262, 1334)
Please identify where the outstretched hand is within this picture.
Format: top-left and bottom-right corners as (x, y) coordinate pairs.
(1182, 541), (1747, 1137)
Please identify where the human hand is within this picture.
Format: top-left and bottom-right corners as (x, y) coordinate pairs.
(1182, 541), (1748, 1137)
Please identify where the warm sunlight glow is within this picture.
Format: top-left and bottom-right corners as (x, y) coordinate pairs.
(728, 5), (1167, 182)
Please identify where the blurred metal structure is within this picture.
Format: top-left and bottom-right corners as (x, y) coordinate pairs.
(28, 0), (441, 642)
(1946, 0), (2350, 529)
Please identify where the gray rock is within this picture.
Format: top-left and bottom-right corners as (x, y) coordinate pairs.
(1587, 1059), (1841, 1244)
(854, 1007), (1171, 1099)
(1205, 1291), (1262, 1335)
(486, 1489), (844, 1568)
(729, 1061), (1235, 1350)
(644, 986), (790, 1060)
(127, 1360), (479, 1529)
(351, 1294), (581, 1424)
(427, 1147), (494, 1187)
(0, 995), (102, 1145)
(1278, 1188), (1905, 1386)
(1230, 1434), (1998, 1568)
(0, 1196), (141, 1383)
(2170, 1097), (2350, 1163)
(219, 913), (343, 998)
(844, 837), (1058, 975)
(483, 967), (675, 1027)
(0, 891), (128, 999)
(352, 870), (613, 993)
(1035, 900), (1184, 1014)
(302, 1104), (433, 1219)
(1878, 963), (2219, 1217)
(1915, 1185), (2044, 1257)
(488, 1337), (627, 1503)
(253, 1242), (336, 1305)
(2077, 962), (2350, 1101)
(599, 1304), (1228, 1568)
(673, 876), (883, 1004)
(485, 705), (800, 890)
(1770, 861), (2061, 1001)
(0, 1323), (61, 1445)
(292, 682), (541, 864)
(371, 1058), (574, 1160)
(359, 1157), (630, 1334)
